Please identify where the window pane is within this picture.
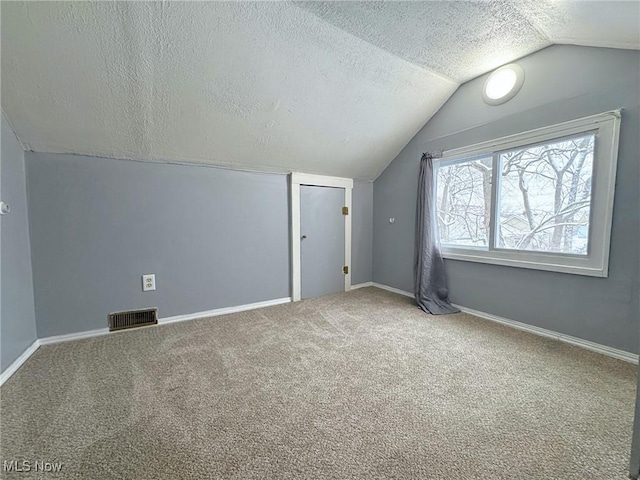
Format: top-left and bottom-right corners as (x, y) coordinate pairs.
(497, 134), (595, 255)
(437, 156), (493, 248)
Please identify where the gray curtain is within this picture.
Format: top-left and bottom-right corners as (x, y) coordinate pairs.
(414, 153), (460, 315)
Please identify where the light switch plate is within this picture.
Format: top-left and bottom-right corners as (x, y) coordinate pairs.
(142, 274), (156, 292)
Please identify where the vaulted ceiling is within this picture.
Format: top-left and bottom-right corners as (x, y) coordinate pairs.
(2, 1), (639, 180)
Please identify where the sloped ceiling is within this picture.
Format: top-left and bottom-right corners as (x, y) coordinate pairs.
(2, 1), (639, 180)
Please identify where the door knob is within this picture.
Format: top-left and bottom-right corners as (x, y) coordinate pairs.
(301, 235), (307, 240)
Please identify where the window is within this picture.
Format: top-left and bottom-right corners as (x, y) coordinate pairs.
(435, 111), (621, 277)
(496, 134), (594, 255)
(437, 155), (492, 248)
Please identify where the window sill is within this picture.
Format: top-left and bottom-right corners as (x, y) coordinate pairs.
(441, 249), (607, 278)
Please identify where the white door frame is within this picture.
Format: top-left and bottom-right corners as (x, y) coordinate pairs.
(290, 172), (353, 302)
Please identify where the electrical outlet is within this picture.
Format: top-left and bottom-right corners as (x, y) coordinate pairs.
(142, 274), (156, 292)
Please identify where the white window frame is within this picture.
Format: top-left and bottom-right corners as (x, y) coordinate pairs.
(436, 110), (621, 278)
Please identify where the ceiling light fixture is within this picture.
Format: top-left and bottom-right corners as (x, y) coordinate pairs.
(482, 63), (524, 106)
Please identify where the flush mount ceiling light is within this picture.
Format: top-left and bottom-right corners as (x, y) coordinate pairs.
(482, 63), (525, 106)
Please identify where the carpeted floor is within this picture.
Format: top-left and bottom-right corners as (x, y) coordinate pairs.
(0, 287), (636, 479)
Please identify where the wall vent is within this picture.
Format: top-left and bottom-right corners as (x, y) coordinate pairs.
(108, 308), (157, 332)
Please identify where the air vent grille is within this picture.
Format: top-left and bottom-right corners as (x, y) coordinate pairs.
(108, 308), (157, 331)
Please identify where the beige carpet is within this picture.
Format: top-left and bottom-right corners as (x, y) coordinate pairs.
(0, 287), (636, 479)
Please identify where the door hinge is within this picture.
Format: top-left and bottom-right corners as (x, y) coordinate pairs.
(342, 206), (349, 215)
(343, 265), (349, 274)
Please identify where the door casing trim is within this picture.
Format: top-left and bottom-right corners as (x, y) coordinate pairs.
(290, 173), (353, 301)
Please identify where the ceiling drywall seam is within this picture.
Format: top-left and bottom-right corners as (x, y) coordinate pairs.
(291, 1), (458, 86)
(290, 2), (460, 85)
(508, 1), (552, 47)
(545, 38), (640, 51)
(294, 1), (554, 83)
(511, 0), (640, 51)
(1, 109), (26, 151)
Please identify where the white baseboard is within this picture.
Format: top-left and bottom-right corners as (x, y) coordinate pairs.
(350, 282), (373, 290)
(371, 282), (637, 364)
(0, 296), (292, 387)
(0, 340), (40, 387)
(454, 304), (638, 364)
(159, 297), (291, 325)
(38, 327), (110, 346)
(372, 282), (413, 297)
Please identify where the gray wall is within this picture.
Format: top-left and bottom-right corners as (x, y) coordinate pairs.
(26, 153), (374, 338)
(373, 45), (640, 354)
(1, 113), (37, 372)
(352, 181), (373, 285)
(26, 153), (291, 337)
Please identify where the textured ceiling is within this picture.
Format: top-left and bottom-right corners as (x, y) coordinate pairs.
(297, 1), (550, 83)
(2, 1), (639, 180)
(299, 1), (640, 83)
(515, 1), (640, 51)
